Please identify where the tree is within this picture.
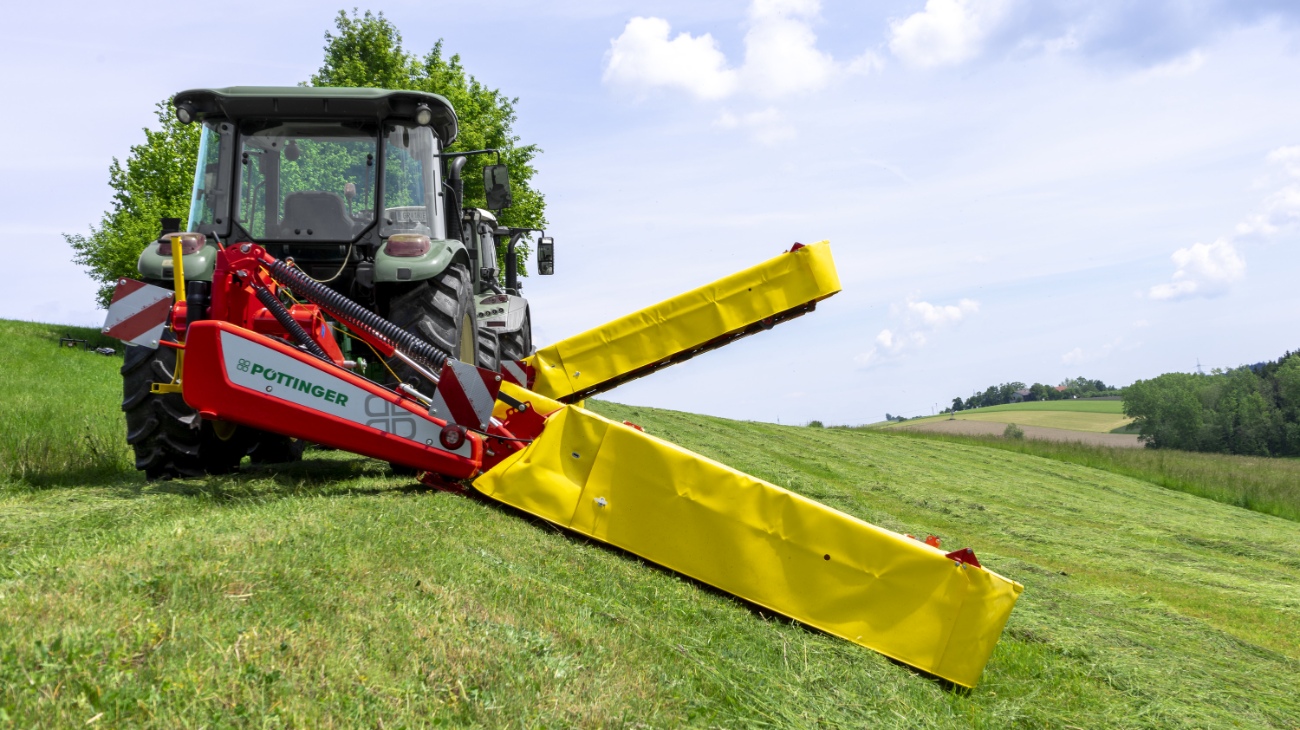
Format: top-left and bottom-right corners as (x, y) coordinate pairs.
(66, 102), (200, 306)
(311, 10), (546, 272)
(68, 9), (546, 305)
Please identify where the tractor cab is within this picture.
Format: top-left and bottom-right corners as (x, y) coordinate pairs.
(147, 86), (463, 290)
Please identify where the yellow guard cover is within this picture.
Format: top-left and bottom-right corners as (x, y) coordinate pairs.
(475, 405), (1023, 688)
(525, 241), (841, 401)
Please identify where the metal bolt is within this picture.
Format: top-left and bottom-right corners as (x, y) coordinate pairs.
(595, 497), (607, 507)
(574, 371), (581, 377)
(494, 375), (501, 382)
(239, 243), (251, 253)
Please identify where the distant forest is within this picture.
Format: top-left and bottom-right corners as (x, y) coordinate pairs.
(1124, 351), (1300, 457)
(946, 377), (1122, 413)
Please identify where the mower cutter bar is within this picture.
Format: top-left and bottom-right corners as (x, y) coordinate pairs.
(524, 241), (841, 402)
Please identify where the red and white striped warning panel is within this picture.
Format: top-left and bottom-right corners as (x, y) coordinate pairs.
(103, 279), (174, 349)
(500, 359), (535, 389)
(429, 359), (502, 431)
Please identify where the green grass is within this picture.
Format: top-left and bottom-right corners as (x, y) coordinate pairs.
(2, 319), (1299, 727)
(881, 428), (1300, 523)
(0, 320), (132, 485)
(890, 400), (1133, 434)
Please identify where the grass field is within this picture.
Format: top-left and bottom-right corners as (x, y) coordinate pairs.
(892, 400), (1134, 434)
(2, 320), (1299, 727)
(882, 428), (1300, 523)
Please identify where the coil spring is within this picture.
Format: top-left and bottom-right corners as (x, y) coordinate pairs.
(252, 284), (330, 360)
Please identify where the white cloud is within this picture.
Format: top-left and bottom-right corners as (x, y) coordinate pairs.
(888, 0), (1012, 68)
(740, 0), (837, 98)
(1061, 337), (1131, 365)
(603, 17), (738, 100)
(1138, 50), (1207, 79)
(1151, 145), (1299, 301)
(906, 297), (979, 326)
(1149, 238), (1246, 300)
(855, 296), (980, 367)
(603, 0), (877, 103)
(713, 108), (796, 145)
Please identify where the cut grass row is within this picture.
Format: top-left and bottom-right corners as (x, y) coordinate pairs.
(2, 319), (1299, 727)
(880, 427), (1300, 522)
(888, 399), (1132, 434)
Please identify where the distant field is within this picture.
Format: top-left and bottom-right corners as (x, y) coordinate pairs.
(3, 320), (1300, 727)
(891, 399), (1133, 434)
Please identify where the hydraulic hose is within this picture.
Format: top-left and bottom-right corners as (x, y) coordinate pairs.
(265, 258), (450, 370)
(252, 283), (330, 360)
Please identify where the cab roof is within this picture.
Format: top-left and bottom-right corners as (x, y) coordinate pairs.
(173, 86), (459, 144)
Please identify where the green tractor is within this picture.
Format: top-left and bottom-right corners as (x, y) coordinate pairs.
(125, 86), (553, 479)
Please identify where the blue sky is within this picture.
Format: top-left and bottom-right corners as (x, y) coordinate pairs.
(2, 0), (1298, 424)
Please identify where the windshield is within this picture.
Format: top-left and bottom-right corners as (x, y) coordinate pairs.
(235, 122), (377, 242)
(382, 123), (444, 239)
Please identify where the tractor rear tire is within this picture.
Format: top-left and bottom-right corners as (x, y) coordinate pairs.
(499, 311), (533, 363)
(384, 264), (489, 382)
(122, 336), (242, 480)
(383, 264), (488, 477)
(122, 335), (304, 480)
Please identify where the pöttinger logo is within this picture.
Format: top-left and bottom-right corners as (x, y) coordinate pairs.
(237, 359), (251, 372)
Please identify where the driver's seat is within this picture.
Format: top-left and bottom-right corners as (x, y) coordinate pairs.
(278, 191), (354, 240)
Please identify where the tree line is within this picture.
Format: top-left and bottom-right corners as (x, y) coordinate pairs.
(946, 376), (1121, 413)
(1124, 351), (1300, 456)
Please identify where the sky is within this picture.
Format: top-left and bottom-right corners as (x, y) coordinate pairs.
(2, 0), (1299, 424)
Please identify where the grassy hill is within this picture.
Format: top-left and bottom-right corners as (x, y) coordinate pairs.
(2, 319), (1299, 727)
(892, 400), (1134, 434)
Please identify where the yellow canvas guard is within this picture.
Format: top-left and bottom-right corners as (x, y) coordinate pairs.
(525, 241), (841, 401)
(475, 405), (1023, 688)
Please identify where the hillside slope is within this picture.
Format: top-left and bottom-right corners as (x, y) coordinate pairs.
(1, 320), (1298, 727)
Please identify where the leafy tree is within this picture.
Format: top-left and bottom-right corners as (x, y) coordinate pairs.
(1124, 373), (1206, 450)
(66, 102), (200, 306)
(311, 10), (546, 272)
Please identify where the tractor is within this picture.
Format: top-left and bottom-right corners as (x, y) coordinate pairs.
(124, 86), (549, 479)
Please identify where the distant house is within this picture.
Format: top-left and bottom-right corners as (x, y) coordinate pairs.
(1010, 388), (1032, 403)
(1054, 385), (1067, 392)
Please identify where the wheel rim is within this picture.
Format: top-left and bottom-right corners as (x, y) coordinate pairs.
(458, 313), (475, 363)
(213, 420), (238, 441)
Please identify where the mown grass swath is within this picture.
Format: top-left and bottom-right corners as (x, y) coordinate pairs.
(881, 427), (1300, 522)
(2, 319), (1298, 727)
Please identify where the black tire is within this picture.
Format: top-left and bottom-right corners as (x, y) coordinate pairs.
(383, 263), (488, 477)
(477, 327), (501, 373)
(384, 263), (483, 384)
(122, 336), (244, 480)
(499, 310), (533, 363)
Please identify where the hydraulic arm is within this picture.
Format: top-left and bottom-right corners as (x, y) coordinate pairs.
(105, 239), (1021, 688)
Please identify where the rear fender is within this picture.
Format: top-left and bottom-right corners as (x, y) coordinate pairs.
(138, 243), (219, 282)
(375, 237), (466, 283)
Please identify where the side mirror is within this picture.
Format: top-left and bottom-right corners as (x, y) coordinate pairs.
(537, 237), (554, 275)
(483, 164), (512, 210)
